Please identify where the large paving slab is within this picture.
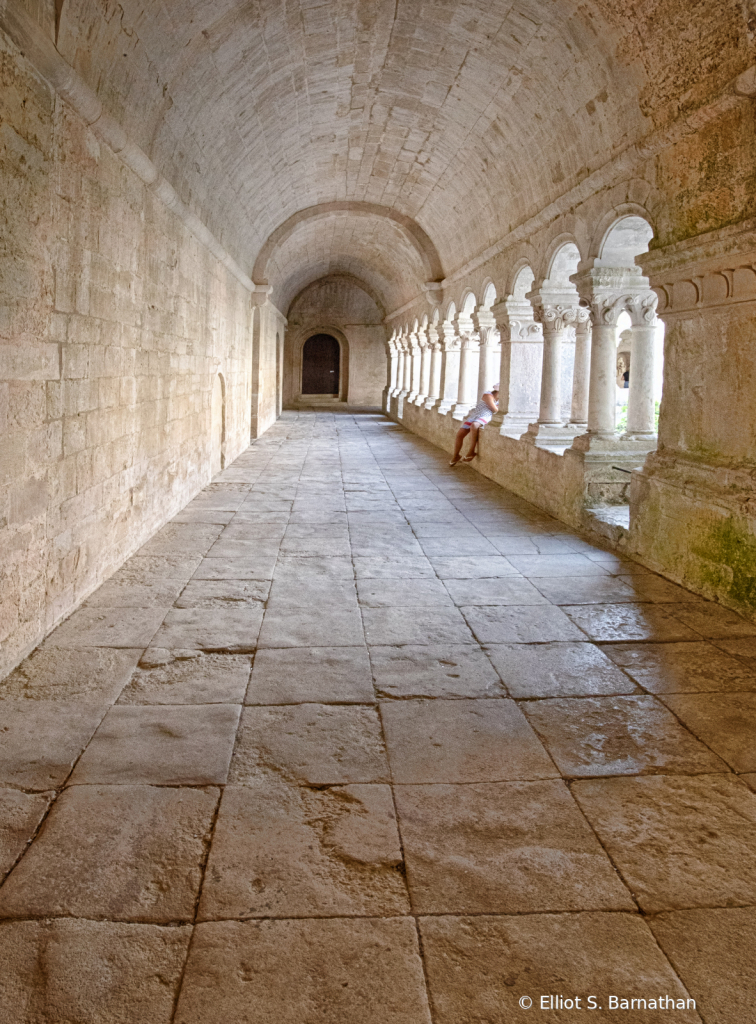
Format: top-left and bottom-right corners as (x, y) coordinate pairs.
(174, 918), (432, 1024)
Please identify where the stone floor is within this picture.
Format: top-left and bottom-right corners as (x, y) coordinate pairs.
(1, 410), (756, 1023)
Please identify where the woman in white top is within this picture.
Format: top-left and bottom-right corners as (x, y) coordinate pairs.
(449, 384), (499, 466)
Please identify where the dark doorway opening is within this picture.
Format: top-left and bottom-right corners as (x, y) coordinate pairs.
(302, 334), (340, 395)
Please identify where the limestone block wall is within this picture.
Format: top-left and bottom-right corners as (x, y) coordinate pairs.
(629, 222), (756, 615)
(284, 277), (387, 407)
(0, 34), (263, 677)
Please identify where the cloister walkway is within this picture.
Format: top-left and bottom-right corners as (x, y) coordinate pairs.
(1, 410), (755, 1022)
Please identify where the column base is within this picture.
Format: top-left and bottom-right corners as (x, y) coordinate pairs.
(570, 432), (657, 455)
(436, 401), (455, 416)
(491, 413), (533, 438)
(452, 404), (474, 421)
(521, 422), (584, 447)
(423, 396), (440, 410)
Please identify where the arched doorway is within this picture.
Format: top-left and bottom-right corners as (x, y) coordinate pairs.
(302, 334), (340, 395)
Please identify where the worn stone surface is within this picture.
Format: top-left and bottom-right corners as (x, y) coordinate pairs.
(229, 704), (389, 785)
(522, 695), (728, 777)
(381, 698), (557, 783)
(421, 913), (701, 1024)
(150, 607), (263, 651)
(487, 642), (636, 698)
(371, 644), (503, 699)
(660, 693), (756, 772)
(0, 701), (107, 789)
(394, 781), (634, 914)
(174, 918), (432, 1024)
(118, 650), (251, 704)
(0, 785), (218, 921)
(0, 647), (141, 703)
(562, 604), (701, 643)
(199, 782), (407, 919)
(246, 647), (374, 704)
(362, 604), (477, 645)
(42, 608), (168, 649)
(463, 605), (585, 643)
(601, 642), (756, 693)
(69, 704), (241, 785)
(649, 908), (756, 1024)
(0, 789), (53, 881)
(0, 919), (193, 1024)
(573, 775), (756, 912)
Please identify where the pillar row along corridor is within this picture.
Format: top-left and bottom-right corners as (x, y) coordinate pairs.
(2, 0), (756, 1020)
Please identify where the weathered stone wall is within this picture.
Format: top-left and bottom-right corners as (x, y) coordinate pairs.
(284, 277), (387, 408)
(0, 34), (263, 677)
(628, 222), (756, 616)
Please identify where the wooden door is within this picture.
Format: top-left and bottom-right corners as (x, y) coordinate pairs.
(302, 334), (340, 394)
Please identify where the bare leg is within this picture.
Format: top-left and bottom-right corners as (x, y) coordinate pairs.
(450, 426), (469, 465)
(463, 423), (480, 459)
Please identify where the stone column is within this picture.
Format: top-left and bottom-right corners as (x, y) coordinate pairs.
(401, 336), (412, 395)
(489, 296), (544, 437)
(571, 267), (658, 455)
(569, 311), (592, 429)
(406, 330), (420, 402)
(624, 294), (659, 436)
(473, 308), (500, 396)
(523, 291), (583, 444)
(417, 332), (431, 405)
(425, 325), (442, 410)
(585, 307), (620, 438)
(388, 338), (400, 396)
(394, 340), (406, 398)
(384, 339), (398, 413)
(435, 320), (461, 416)
(452, 312), (480, 420)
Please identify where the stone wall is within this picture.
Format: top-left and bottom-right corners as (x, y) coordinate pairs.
(0, 33), (270, 677)
(284, 277), (387, 408)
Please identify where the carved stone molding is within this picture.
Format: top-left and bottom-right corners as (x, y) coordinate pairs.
(492, 298), (543, 343)
(639, 231), (756, 320)
(573, 267), (657, 327)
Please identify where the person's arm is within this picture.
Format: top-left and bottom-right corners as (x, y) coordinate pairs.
(482, 392), (499, 412)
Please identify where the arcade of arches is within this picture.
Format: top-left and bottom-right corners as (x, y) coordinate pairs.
(1, 0), (756, 1020)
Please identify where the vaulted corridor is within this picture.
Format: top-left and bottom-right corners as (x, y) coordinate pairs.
(1, 411), (755, 1022)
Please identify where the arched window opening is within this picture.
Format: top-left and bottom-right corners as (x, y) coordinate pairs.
(599, 216), (662, 437)
(302, 334), (340, 395)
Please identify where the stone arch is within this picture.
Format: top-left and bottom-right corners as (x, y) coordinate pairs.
(460, 290), (477, 316)
(253, 202), (445, 287)
(545, 238), (583, 286)
(481, 281), (497, 309)
(597, 212), (655, 268)
(511, 263), (536, 300)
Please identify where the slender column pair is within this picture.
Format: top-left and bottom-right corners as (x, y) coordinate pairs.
(572, 266), (658, 449)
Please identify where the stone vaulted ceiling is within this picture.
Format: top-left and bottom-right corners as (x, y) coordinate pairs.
(52, 0), (751, 313)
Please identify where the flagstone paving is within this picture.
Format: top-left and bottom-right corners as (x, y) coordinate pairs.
(1, 410), (755, 1022)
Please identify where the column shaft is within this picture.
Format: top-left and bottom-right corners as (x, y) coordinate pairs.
(625, 324), (657, 435)
(570, 320), (591, 426)
(586, 323), (618, 437)
(538, 326), (564, 425)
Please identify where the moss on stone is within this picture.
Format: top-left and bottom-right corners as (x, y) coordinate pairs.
(692, 516), (756, 612)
